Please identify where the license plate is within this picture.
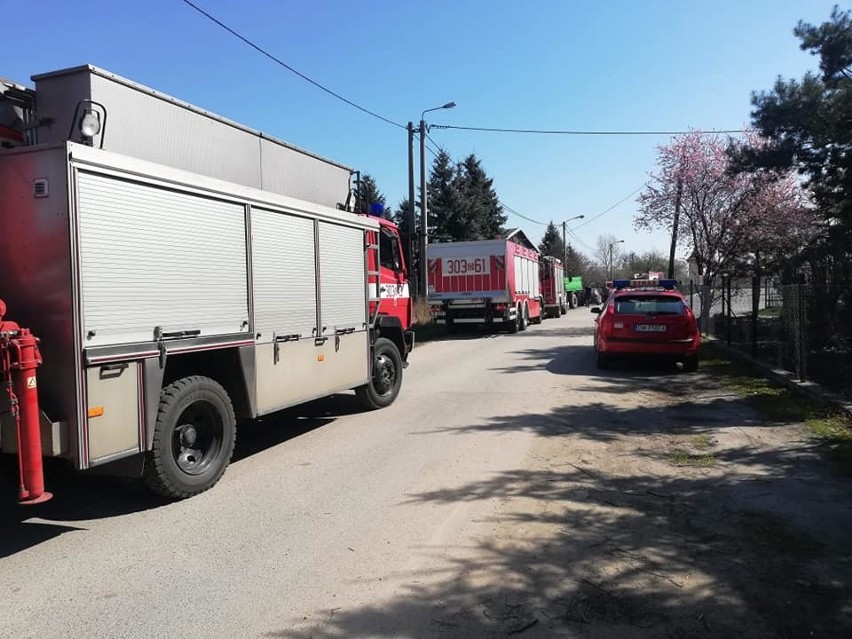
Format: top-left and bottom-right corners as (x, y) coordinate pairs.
(634, 324), (667, 333)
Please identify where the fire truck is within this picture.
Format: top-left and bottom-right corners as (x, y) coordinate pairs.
(0, 65), (412, 502)
(539, 256), (568, 318)
(427, 230), (543, 332)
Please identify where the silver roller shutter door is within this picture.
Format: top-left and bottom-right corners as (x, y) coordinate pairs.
(76, 172), (249, 346)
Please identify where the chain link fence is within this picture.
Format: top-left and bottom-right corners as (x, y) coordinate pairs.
(686, 277), (852, 398)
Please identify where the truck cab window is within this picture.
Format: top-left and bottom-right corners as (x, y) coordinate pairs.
(379, 228), (401, 271)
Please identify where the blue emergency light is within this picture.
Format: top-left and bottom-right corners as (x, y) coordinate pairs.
(369, 203), (385, 217)
(612, 278), (679, 290)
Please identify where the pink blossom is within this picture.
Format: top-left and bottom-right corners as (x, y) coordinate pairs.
(635, 130), (816, 278)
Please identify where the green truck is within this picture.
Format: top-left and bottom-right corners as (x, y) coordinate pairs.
(563, 275), (583, 308)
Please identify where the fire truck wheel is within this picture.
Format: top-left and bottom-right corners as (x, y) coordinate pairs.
(508, 314), (520, 333)
(143, 376), (236, 499)
(356, 338), (403, 409)
(554, 302), (562, 318)
(518, 304), (528, 331)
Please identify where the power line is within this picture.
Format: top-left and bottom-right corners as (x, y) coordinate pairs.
(500, 202), (547, 226)
(424, 133), (442, 158)
(431, 124), (747, 136)
(423, 130), (548, 228)
(573, 184), (647, 230)
(566, 227), (596, 253)
(425, 132), (445, 157)
(179, 0), (405, 130)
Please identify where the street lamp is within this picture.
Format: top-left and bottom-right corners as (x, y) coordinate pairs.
(408, 101), (456, 298)
(608, 239), (625, 280)
(560, 215), (585, 269)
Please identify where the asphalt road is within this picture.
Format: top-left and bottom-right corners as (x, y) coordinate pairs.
(0, 310), (599, 638)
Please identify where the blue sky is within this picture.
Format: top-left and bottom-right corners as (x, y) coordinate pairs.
(4, 0), (841, 259)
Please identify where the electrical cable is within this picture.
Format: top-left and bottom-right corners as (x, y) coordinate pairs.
(431, 124), (747, 136)
(500, 202), (547, 226)
(566, 227), (596, 253)
(179, 0), (405, 129)
(573, 184), (647, 230)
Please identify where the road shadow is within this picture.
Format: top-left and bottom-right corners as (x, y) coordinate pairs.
(491, 338), (697, 381)
(417, 321), (596, 346)
(274, 393), (852, 638)
(0, 392), (369, 556)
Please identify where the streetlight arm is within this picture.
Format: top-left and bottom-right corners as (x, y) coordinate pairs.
(421, 102), (457, 121)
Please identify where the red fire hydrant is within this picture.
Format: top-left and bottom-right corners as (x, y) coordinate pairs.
(0, 299), (52, 504)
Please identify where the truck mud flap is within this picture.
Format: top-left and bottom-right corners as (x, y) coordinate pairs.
(402, 330), (415, 365)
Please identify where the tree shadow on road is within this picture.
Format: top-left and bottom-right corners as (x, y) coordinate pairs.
(0, 392), (370, 557)
(273, 383), (852, 638)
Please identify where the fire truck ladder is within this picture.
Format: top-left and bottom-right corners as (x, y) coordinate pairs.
(366, 235), (382, 329)
(0, 79), (38, 146)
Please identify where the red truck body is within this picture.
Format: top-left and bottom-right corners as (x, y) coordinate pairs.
(539, 256), (567, 318)
(427, 231), (543, 332)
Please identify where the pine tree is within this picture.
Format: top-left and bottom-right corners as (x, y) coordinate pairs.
(564, 244), (591, 278)
(457, 154), (506, 240)
(393, 198), (415, 267)
(426, 150), (463, 242)
(538, 222), (564, 259)
(354, 174), (386, 217)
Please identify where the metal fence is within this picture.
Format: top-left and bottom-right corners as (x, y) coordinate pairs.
(686, 277), (852, 398)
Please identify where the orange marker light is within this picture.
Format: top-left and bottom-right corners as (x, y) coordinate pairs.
(88, 406), (105, 418)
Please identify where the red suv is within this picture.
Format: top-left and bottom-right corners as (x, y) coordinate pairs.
(592, 279), (700, 371)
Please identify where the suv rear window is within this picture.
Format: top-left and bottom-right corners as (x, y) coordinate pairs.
(614, 295), (685, 315)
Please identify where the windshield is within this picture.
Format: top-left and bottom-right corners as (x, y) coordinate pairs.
(614, 295), (685, 316)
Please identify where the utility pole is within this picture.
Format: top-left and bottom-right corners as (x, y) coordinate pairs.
(419, 119), (428, 298)
(414, 102), (456, 298)
(609, 243), (614, 280)
(407, 122), (416, 295)
(562, 221), (567, 268)
(667, 176), (683, 279)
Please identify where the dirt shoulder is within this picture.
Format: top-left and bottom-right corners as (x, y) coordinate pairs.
(475, 357), (852, 638)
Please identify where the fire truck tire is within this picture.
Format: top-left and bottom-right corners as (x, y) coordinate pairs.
(508, 315), (520, 333)
(356, 338), (403, 409)
(518, 305), (528, 331)
(143, 376), (236, 499)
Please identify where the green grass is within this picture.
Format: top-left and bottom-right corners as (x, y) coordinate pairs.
(692, 434), (714, 449)
(668, 449), (717, 467)
(702, 342), (852, 475)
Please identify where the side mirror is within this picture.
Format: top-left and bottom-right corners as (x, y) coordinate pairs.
(590, 307), (602, 314)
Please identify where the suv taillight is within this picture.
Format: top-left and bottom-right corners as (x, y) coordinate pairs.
(598, 304), (615, 336)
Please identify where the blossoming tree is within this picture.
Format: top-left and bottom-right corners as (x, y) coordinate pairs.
(635, 130), (814, 323)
